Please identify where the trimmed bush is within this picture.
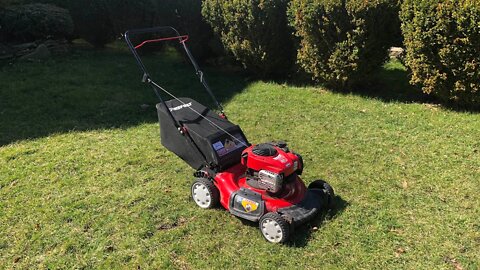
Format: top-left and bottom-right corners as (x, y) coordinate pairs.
(0, 0), (114, 47)
(400, 0), (480, 106)
(66, 0), (115, 48)
(107, 0), (160, 35)
(202, 0), (295, 77)
(0, 0), (228, 56)
(288, 0), (401, 89)
(0, 3), (74, 43)
(169, 0), (221, 61)
(67, 0), (216, 55)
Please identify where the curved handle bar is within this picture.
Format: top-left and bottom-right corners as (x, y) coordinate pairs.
(134, 35), (189, 49)
(124, 26), (184, 78)
(125, 26), (181, 42)
(124, 26), (225, 113)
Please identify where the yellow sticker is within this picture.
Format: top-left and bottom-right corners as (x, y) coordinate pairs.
(241, 198), (259, 213)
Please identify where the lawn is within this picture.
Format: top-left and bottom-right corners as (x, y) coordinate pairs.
(0, 45), (479, 269)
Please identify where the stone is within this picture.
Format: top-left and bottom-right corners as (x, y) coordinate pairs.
(19, 44), (51, 61)
(0, 43), (14, 60)
(389, 47), (405, 59)
(43, 39), (69, 55)
(12, 42), (36, 51)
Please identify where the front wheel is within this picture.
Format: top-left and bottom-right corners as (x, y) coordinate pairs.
(259, 212), (290, 243)
(191, 178), (219, 209)
(308, 180), (335, 209)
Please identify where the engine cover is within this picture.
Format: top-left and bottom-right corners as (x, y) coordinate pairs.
(241, 142), (303, 179)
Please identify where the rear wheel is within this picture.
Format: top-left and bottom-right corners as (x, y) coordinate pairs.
(309, 180), (335, 208)
(259, 212), (290, 243)
(191, 178), (219, 209)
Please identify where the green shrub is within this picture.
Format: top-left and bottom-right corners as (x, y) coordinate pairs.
(202, 0), (295, 77)
(0, 3), (74, 43)
(0, 0), (112, 46)
(0, 0), (225, 56)
(169, 0), (221, 61)
(105, 0), (219, 59)
(288, 0), (401, 89)
(67, 0), (216, 55)
(400, 0), (480, 106)
(65, 0), (114, 48)
(106, 0), (160, 35)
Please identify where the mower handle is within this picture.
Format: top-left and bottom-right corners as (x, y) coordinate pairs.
(125, 26), (180, 37)
(124, 26), (225, 113)
(124, 26), (181, 80)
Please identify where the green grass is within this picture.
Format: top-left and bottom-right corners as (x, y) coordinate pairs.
(1, 46), (479, 269)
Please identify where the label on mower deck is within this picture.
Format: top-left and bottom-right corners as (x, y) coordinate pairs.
(274, 154), (288, 164)
(169, 102), (192, 112)
(212, 141), (224, 151)
(212, 133), (247, 157)
(241, 198), (259, 213)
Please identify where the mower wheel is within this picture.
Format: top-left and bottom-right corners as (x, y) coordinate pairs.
(191, 178), (219, 209)
(309, 180), (335, 208)
(259, 212), (290, 243)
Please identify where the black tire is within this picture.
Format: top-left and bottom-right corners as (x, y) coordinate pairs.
(191, 178), (219, 209)
(308, 180), (335, 209)
(259, 212), (290, 243)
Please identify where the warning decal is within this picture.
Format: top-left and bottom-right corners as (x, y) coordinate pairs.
(241, 198), (259, 213)
(212, 133), (247, 157)
(224, 139), (236, 150)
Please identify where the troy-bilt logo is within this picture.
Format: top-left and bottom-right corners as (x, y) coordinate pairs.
(169, 102), (192, 112)
(274, 154), (291, 167)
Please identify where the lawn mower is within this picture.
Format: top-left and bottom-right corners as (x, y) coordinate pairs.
(125, 27), (335, 243)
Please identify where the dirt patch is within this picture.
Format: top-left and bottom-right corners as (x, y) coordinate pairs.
(157, 217), (189, 231)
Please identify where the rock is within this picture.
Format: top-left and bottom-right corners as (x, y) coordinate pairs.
(19, 44), (51, 61)
(389, 47), (405, 59)
(0, 43), (14, 60)
(43, 39), (69, 55)
(12, 42), (36, 51)
(11, 42), (37, 57)
(0, 54), (14, 60)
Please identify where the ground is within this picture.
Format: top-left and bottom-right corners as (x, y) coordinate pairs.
(0, 45), (479, 269)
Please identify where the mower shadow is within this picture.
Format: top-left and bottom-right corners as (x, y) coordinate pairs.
(237, 195), (348, 247)
(288, 195), (349, 247)
(0, 46), (249, 146)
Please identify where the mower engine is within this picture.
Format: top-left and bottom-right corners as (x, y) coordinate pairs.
(241, 142), (303, 193)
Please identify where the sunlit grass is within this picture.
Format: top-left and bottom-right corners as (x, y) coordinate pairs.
(1, 47), (479, 269)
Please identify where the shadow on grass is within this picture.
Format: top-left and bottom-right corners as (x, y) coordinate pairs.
(237, 194), (348, 247)
(354, 60), (431, 104)
(0, 46), (249, 146)
(288, 195), (349, 247)
(355, 62), (480, 113)
(271, 59), (432, 105)
(285, 59), (479, 113)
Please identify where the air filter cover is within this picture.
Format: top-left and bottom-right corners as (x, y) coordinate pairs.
(252, 144), (277, 156)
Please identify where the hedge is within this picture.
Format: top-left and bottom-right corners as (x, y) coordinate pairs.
(0, 3), (74, 43)
(400, 0), (480, 106)
(288, 0), (401, 89)
(65, 1), (116, 48)
(202, 0), (295, 77)
(63, 0), (216, 56)
(169, 0), (221, 61)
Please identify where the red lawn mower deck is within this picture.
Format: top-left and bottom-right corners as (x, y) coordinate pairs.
(125, 26), (335, 243)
